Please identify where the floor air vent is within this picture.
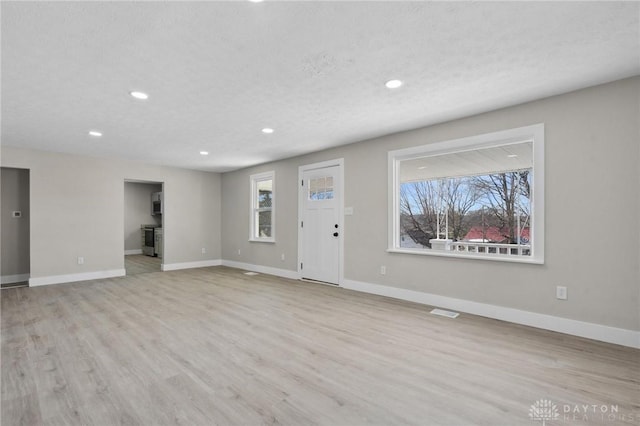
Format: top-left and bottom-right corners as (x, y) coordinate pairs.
(243, 271), (259, 276)
(430, 308), (459, 319)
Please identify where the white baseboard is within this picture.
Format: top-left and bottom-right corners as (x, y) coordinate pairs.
(342, 279), (640, 349)
(124, 249), (143, 255)
(161, 259), (222, 271)
(1, 273), (30, 284)
(29, 269), (126, 287)
(221, 259), (299, 280)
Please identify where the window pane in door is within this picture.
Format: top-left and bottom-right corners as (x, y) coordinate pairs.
(325, 176), (334, 199)
(309, 176), (334, 200)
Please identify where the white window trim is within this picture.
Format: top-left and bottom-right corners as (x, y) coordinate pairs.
(388, 123), (545, 264)
(249, 170), (275, 243)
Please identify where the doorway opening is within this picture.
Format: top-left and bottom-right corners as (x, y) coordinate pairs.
(124, 180), (164, 275)
(1, 167), (30, 289)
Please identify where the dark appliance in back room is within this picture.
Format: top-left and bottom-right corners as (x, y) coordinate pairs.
(142, 224), (162, 257)
(151, 191), (163, 216)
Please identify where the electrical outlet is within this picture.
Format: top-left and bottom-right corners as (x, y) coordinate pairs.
(201, 247), (206, 254)
(556, 286), (567, 300)
(281, 253), (285, 261)
(237, 248), (241, 256)
(77, 256), (84, 265)
(380, 265), (386, 275)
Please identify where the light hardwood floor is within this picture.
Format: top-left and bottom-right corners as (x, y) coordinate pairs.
(2, 267), (639, 425)
(125, 254), (161, 276)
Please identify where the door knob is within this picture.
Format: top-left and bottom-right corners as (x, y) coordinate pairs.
(333, 232), (339, 237)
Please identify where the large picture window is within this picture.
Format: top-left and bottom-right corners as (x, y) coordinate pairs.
(250, 171), (275, 242)
(388, 124), (544, 263)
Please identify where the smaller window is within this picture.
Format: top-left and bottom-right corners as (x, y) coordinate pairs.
(250, 171), (275, 242)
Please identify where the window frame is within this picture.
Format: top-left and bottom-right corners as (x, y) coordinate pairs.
(388, 123), (544, 264)
(249, 171), (275, 243)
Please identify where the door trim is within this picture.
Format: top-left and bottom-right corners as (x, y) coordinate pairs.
(297, 158), (344, 286)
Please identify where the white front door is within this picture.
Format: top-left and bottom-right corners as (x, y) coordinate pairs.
(299, 162), (342, 285)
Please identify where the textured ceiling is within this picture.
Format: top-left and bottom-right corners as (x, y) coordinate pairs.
(2, 1), (639, 172)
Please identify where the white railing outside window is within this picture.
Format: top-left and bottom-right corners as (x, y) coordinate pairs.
(446, 241), (531, 257)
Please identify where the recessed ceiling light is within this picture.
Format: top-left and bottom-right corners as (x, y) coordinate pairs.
(385, 79), (403, 89)
(249, 0), (264, 2)
(507, 154), (518, 158)
(417, 166), (427, 170)
(88, 130), (102, 137)
(200, 151), (209, 156)
(262, 128), (274, 134)
(129, 91), (149, 100)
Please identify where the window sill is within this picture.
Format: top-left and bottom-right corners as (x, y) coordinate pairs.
(386, 247), (544, 265)
(249, 238), (276, 244)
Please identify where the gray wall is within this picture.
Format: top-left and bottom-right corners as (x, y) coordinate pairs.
(0, 148), (222, 277)
(221, 76), (640, 331)
(1, 167), (30, 278)
(124, 182), (162, 252)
